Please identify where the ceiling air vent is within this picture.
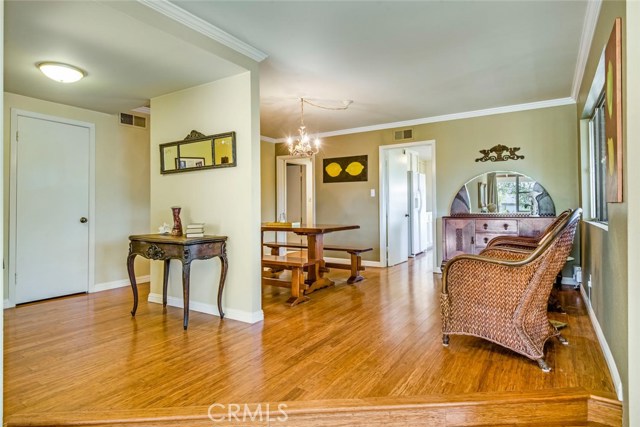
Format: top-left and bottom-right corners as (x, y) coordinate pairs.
(119, 112), (147, 129)
(393, 128), (413, 141)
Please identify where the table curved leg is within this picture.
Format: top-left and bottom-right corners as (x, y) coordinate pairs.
(127, 253), (138, 316)
(163, 259), (170, 307)
(217, 254), (228, 319)
(182, 261), (191, 330)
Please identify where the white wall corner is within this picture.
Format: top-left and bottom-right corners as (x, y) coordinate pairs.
(4, 299), (15, 309)
(148, 292), (263, 324)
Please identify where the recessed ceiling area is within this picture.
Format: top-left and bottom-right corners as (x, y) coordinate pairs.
(4, 0), (245, 114)
(4, 1), (591, 138)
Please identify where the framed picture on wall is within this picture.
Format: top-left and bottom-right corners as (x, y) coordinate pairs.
(322, 155), (368, 183)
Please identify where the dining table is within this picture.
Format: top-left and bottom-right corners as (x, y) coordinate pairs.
(260, 223), (360, 292)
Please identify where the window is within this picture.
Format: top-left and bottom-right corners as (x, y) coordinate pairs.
(496, 174), (535, 214)
(589, 94), (608, 222)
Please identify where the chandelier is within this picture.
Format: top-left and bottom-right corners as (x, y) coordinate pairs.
(287, 98), (320, 157)
(286, 98), (352, 157)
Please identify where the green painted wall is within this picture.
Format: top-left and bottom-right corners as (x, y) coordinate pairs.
(576, 1), (636, 424)
(277, 103), (579, 264)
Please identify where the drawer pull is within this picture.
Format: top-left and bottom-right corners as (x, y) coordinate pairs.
(484, 237), (489, 244)
(503, 223), (509, 230)
(483, 223), (488, 230)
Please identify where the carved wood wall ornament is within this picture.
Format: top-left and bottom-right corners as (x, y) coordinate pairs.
(475, 144), (525, 162)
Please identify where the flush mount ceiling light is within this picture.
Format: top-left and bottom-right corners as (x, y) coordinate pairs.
(37, 62), (85, 83)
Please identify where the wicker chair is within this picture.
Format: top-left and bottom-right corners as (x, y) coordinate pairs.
(484, 209), (572, 251)
(440, 208), (581, 372)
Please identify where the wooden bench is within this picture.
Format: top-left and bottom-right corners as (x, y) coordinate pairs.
(263, 241), (373, 284)
(261, 254), (314, 306)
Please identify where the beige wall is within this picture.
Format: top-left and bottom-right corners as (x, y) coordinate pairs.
(260, 140), (276, 221)
(3, 92), (151, 298)
(277, 104), (579, 264)
(150, 72), (262, 322)
(577, 1), (639, 424)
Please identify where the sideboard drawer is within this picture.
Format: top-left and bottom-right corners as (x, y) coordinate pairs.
(475, 219), (518, 234)
(474, 232), (506, 249)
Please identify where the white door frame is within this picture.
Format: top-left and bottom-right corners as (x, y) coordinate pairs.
(8, 109), (96, 307)
(276, 155), (315, 226)
(379, 140), (437, 268)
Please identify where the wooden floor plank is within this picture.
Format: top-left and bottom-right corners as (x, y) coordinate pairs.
(4, 253), (619, 424)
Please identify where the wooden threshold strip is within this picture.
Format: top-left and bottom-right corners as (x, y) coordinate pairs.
(5, 387), (621, 427)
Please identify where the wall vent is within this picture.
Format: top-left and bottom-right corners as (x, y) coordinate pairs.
(119, 112), (147, 129)
(393, 128), (413, 141)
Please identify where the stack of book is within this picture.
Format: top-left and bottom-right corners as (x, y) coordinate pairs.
(185, 223), (205, 238)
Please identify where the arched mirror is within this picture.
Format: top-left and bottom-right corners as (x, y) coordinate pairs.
(450, 171), (555, 216)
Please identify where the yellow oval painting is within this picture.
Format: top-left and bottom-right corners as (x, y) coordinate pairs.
(345, 161), (365, 176)
(607, 60), (614, 119)
(607, 137), (615, 176)
(325, 162), (342, 177)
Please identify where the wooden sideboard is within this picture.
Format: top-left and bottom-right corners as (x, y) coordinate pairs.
(442, 215), (555, 263)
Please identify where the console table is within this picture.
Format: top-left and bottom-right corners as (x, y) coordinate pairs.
(127, 234), (228, 329)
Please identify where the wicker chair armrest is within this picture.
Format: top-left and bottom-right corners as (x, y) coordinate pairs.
(486, 235), (539, 248)
(478, 248), (530, 260)
(442, 253), (535, 295)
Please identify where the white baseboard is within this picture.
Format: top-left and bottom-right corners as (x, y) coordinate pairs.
(4, 298), (15, 309)
(323, 256), (383, 268)
(580, 285), (624, 401)
(148, 292), (264, 324)
(91, 275), (150, 293)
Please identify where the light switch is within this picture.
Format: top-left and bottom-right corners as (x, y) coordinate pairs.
(370, 189), (376, 197)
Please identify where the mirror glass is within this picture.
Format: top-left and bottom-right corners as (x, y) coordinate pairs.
(450, 171), (555, 216)
(160, 131), (236, 174)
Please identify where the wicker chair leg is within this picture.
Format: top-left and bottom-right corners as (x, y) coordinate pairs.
(537, 358), (551, 373)
(442, 334), (449, 347)
(557, 334), (569, 345)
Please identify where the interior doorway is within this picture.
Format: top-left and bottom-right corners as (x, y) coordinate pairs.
(9, 109), (95, 305)
(379, 140), (436, 269)
(276, 155), (315, 243)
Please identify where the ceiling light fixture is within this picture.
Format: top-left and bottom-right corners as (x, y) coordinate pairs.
(286, 98), (352, 157)
(37, 62), (85, 83)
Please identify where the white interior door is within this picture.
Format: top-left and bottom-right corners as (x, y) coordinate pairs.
(386, 148), (409, 266)
(14, 114), (90, 303)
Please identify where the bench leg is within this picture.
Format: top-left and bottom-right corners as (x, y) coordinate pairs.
(347, 253), (364, 284)
(285, 266), (310, 307)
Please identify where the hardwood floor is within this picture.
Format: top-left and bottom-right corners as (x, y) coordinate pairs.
(3, 254), (620, 425)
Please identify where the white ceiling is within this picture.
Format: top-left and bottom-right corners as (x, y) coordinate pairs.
(4, 1), (592, 139)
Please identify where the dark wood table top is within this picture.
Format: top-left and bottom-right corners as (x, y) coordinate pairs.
(129, 234), (228, 245)
(260, 223), (359, 234)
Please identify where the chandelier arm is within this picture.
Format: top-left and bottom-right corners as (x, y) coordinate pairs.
(302, 98), (352, 111)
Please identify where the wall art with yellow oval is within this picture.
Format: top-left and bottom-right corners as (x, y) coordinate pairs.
(322, 155), (368, 183)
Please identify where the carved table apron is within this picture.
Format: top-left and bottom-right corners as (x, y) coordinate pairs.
(127, 234), (228, 329)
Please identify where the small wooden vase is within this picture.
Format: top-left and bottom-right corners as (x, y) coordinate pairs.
(170, 206), (183, 236)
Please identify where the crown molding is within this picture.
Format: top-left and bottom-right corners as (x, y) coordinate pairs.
(268, 97), (576, 142)
(260, 136), (278, 143)
(137, 0), (268, 62)
(132, 106), (151, 114)
(571, 0), (603, 101)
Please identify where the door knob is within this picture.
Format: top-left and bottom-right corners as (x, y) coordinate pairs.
(80, 217), (88, 223)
